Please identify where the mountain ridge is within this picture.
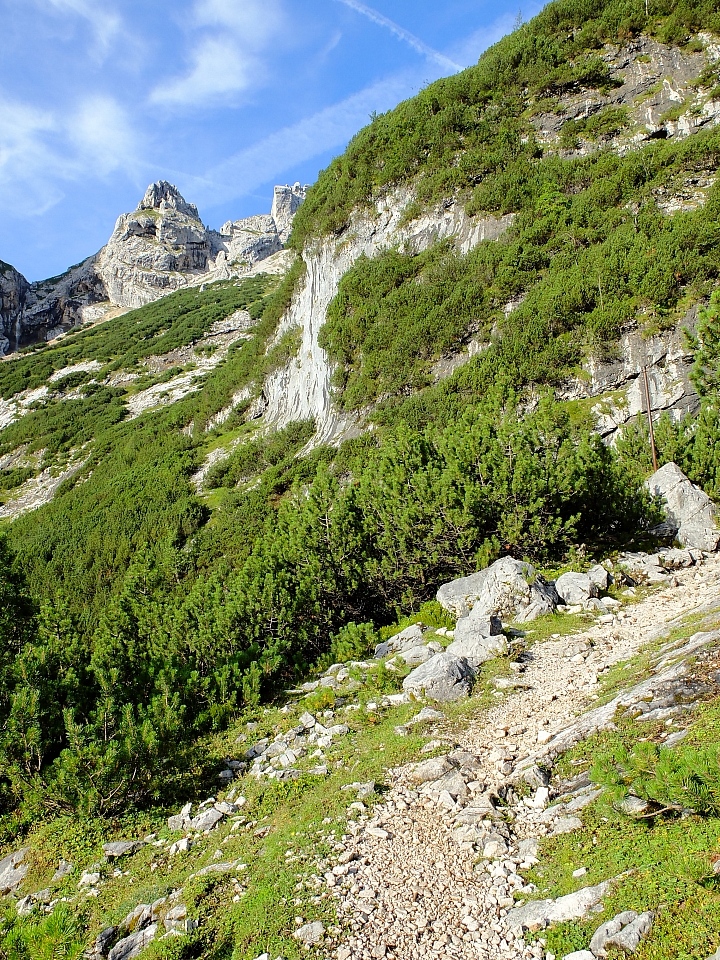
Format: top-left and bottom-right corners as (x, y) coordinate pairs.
(0, 181), (307, 355)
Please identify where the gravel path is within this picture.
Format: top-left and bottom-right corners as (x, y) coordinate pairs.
(326, 556), (720, 960)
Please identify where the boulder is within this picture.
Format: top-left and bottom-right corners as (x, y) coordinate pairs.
(108, 924), (158, 960)
(446, 611), (506, 667)
(647, 462), (719, 551)
(437, 557), (559, 623)
(294, 921), (325, 945)
(604, 911), (654, 953)
(555, 572), (599, 605)
(0, 848), (29, 895)
(403, 653), (475, 702)
(587, 564), (611, 590)
(590, 910), (639, 957)
(188, 808), (224, 832)
(399, 644), (436, 666)
(408, 756), (454, 784)
(507, 879), (612, 934)
(387, 623), (426, 652)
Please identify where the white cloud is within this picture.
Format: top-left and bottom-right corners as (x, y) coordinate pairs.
(149, 0), (286, 108)
(69, 96), (138, 175)
(187, 65), (444, 209)
(193, 0), (283, 42)
(334, 0), (461, 72)
(150, 37), (259, 106)
(42, 0), (122, 54)
(0, 91), (140, 217)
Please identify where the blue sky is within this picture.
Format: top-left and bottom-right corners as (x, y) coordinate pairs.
(0, 0), (540, 281)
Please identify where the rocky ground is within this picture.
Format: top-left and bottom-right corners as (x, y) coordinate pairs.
(323, 554), (720, 960)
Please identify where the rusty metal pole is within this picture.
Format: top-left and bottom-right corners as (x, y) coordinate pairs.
(642, 366), (659, 473)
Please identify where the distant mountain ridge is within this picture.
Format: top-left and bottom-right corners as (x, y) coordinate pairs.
(0, 181), (307, 355)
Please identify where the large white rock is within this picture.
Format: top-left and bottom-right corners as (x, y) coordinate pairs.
(0, 848), (29, 895)
(403, 653), (475, 702)
(555, 571), (599, 605)
(437, 557), (559, 622)
(646, 462), (719, 551)
(446, 611), (506, 666)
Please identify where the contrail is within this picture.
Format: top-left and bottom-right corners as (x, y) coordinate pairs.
(334, 0), (462, 73)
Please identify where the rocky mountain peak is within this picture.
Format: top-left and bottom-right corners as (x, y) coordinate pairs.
(139, 181), (200, 220)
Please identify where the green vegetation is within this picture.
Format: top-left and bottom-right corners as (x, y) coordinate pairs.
(1, 5), (720, 959)
(526, 700), (720, 959)
(321, 121), (720, 418)
(291, 0), (720, 248)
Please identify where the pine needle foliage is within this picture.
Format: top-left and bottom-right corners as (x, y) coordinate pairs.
(592, 741), (720, 818)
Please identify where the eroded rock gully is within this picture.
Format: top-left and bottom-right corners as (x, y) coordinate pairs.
(325, 555), (720, 960)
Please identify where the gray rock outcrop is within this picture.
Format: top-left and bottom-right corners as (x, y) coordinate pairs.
(107, 924), (157, 960)
(0, 847), (29, 895)
(402, 653), (475, 702)
(646, 462), (719, 551)
(506, 879), (612, 934)
(437, 557), (559, 623)
(272, 183), (309, 244)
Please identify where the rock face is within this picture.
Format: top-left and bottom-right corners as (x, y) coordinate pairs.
(272, 183), (308, 244)
(437, 557), (559, 623)
(559, 316), (701, 442)
(0, 181), (306, 354)
(261, 186), (514, 444)
(646, 461), (719, 551)
(0, 261), (29, 354)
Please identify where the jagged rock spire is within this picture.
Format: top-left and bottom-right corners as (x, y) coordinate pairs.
(139, 181), (200, 220)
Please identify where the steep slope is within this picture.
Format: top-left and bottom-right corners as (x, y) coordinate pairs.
(1, 3), (720, 958)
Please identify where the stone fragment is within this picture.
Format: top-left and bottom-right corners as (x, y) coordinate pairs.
(408, 756), (453, 784)
(406, 706), (444, 725)
(52, 859), (74, 882)
(189, 808), (224, 832)
(605, 911), (654, 953)
(446, 611), (507, 666)
(403, 653), (475, 702)
(590, 910), (639, 957)
(103, 841), (145, 860)
(507, 879), (612, 933)
(587, 564), (611, 590)
(294, 921), (325, 945)
(398, 644), (436, 666)
(108, 924), (158, 960)
(562, 953), (595, 960)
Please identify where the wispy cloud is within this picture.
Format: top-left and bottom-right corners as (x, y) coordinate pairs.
(187, 66), (439, 210)
(0, 91), (140, 217)
(334, 0), (461, 72)
(42, 0), (123, 54)
(150, 37), (258, 106)
(150, 0), (286, 108)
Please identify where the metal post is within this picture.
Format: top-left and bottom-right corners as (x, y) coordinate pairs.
(642, 366), (658, 473)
